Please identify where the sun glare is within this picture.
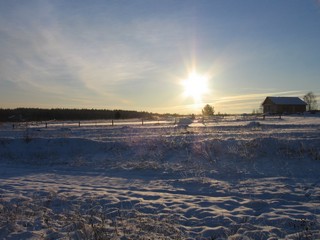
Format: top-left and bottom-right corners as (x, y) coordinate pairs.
(182, 71), (209, 103)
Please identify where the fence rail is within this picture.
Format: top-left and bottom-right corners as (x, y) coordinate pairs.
(10, 119), (175, 129)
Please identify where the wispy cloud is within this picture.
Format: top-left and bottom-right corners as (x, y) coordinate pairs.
(0, 1), (165, 107)
(1, 1), (319, 112)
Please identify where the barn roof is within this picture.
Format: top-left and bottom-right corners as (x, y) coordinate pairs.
(263, 97), (307, 105)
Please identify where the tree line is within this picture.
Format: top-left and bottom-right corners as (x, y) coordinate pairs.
(0, 108), (156, 122)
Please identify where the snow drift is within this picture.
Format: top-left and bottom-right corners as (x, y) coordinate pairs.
(1, 116), (320, 239)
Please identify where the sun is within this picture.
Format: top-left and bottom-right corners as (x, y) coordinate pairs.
(182, 71), (209, 103)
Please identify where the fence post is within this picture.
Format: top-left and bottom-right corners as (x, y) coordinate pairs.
(45, 122), (47, 128)
(142, 119), (144, 126)
(112, 119), (114, 126)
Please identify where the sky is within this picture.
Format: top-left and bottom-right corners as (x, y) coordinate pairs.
(1, 0), (320, 114)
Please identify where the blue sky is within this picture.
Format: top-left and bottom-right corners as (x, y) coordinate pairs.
(1, 0), (319, 114)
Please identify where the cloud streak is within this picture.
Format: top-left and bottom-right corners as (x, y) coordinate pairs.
(0, 1), (319, 112)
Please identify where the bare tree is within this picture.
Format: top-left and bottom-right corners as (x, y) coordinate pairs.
(303, 92), (318, 111)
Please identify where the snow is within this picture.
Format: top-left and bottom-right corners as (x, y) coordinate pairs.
(264, 97), (307, 106)
(0, 115), (320, 239)
(176, 118), (193, 128)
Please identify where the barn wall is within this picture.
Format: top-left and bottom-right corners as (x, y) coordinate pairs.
(263, 104), (306, 114)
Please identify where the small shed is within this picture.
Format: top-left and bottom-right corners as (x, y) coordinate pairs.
(262, 97), (307, 114)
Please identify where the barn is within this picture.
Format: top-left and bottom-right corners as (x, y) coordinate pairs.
(262, 97), (307, 114)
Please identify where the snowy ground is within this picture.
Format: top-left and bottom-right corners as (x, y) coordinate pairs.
(0, 115), (320, 239)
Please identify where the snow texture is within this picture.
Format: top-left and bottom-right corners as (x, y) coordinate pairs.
(0, 115), (320, 239)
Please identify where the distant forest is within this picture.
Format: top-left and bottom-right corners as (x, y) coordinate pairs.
(0, 108), (167, 122)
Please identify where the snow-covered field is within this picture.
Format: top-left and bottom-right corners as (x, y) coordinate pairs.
(0, 115), (320, 239)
